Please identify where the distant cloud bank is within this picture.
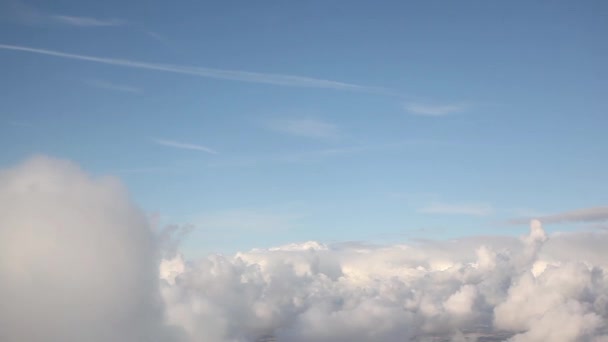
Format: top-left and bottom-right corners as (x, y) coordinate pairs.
(510, 206), (608, 225)
(1, 156), (607, 342)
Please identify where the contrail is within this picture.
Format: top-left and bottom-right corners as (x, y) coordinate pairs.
(0, 43), (387, 92)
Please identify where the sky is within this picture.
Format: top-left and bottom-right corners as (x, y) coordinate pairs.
(1, 2), (608, 341)
(1, 0), (607, 257)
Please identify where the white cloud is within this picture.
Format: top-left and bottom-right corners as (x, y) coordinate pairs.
(267, 118), (340, 139)
(443, 284), (477, 315)
(160, 220), (608, 342)
(154, 139), (218, 154)
(404, 103), (466, 116)
(2, 156), (607, 342)
(0, 156), (182, 342)
(419, 202), (494, 216)
(0, 44), (382, 92)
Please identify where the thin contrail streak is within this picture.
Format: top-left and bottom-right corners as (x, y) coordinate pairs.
(0, 43), (388, 92)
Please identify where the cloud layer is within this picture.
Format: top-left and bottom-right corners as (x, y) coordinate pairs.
(1, 156), (607, 342)
(160, 223), (608, 342)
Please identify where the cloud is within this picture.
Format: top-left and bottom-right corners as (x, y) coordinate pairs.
(510, 206), (608, 225)
(6, 2), (126, 28)
(86, 80), (142, 93)
(160, 220), (608, 342)
(154, 139), (218, 155)
(404, 103), (467, 116)
(267, 118), (340, 139)
(419, 202), (494, 216)
(2, 156), (607, 342)
(0, 44), (383, 92)
(0, 156), (182, 342)
(49, 15), (125, 27)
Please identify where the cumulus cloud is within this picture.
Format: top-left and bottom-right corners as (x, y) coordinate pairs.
(0, 156), (182, 342)
(161, 221), (608, 342)
(2, 156), (607, 342)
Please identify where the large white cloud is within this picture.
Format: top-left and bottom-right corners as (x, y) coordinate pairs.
(2, 156), (607, 342)
(0, 156), (182, 342)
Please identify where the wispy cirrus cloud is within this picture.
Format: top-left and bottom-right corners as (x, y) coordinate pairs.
(49, 15), (125, 27)
(419, 202), (494, 216)
(154, 139), (218, 155)
(267, 118), (340, 139)
(509, 206), (608, 225)
(6, 1), (126, 27)
(0, 44), (384, 92)
(405, 103), (467, 116)
(86, 80), (142, 93)
(7, 2), (172, 44)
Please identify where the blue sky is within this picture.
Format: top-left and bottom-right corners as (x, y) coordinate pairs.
(1, 0), (607, 256)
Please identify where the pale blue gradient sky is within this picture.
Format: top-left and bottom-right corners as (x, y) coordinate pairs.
(1, 1), (606, 256)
